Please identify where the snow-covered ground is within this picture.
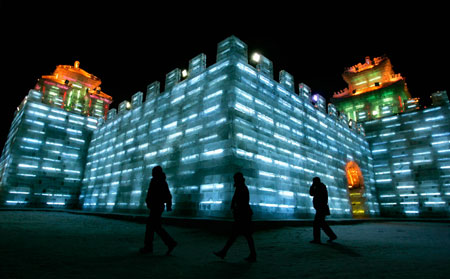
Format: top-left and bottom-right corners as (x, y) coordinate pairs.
(1, 211), (449, 279)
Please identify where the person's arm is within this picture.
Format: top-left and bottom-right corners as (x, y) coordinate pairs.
(231, 188), (238, 210)
(317, 184), (328, 204)
(165, 182), (172, 211)
(146, 181), (152, 209)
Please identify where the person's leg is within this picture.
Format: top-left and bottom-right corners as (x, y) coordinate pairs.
(214, 223), (239, 259)
(155, 226), (176, 246)
(141, 214), (155, 253)
(222, 231), (239, 254)
(312, 212), (323, 243)
(155, 226), (177, 255)
(321, 217), (337, 241)
(244, 232), (257, 261)
(243, 221), (256, 256)
(152, 210), (177, 254)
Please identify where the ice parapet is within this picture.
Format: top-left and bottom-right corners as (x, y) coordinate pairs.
(80, 36), (378, 219)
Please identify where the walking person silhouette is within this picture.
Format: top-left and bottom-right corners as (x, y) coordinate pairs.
(309, 177), (337, 244)
(140, 166), (177, 255)
(214, 172), (257, 262)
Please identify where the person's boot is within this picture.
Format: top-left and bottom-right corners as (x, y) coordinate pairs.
(327, 235), (337, 243)
(139, 246), (153, 254)
(213, 250), (226, 259)
(166, 241), (177, 255)
(244, 254), (256, 262)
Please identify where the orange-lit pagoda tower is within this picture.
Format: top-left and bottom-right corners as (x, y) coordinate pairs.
(34, 61), (113, 119)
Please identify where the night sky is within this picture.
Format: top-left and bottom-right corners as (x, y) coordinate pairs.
(1, 3), (448, 148)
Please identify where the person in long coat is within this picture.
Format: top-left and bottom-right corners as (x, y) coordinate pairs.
(140, 166), (177, 255)
(309, 177), (337, 244)
(214, 172), (257, 262)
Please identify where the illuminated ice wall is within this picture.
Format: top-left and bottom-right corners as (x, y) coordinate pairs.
(79, 36), (379, 219)
(2, 36), (448, 219)
(0, 90), (97, 207)
(364, 95), (450, 217)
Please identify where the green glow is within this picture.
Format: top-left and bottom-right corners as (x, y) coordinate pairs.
(67, 91), (73, 107)
(332, 80), (410, 122)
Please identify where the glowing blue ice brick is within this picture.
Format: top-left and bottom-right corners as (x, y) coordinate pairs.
(14, 36), (450, 219)
(254, 54), (273, 79)
(118, 101), (130, 115)
(0, 98), (95, 208)
(363, 97), (450, 217)
(146, 81), (160, 100)
(327, 103), (338, 119)
(131, 91), (143, 108)
(165, 69), (181, 91)
(189, 53), (206, 77)
(299, 83), (311, 100)
(79, 36), (379, 218)
(279, 70), (295, 92)
(216, 36), (247, 62)
(312, 93), (326, 113)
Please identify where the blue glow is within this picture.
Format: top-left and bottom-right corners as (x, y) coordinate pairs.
(3, 36), (449, 220)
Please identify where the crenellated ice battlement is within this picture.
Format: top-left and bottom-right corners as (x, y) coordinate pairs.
(104, 36), (366, 137)
(79, 35), (378, 218)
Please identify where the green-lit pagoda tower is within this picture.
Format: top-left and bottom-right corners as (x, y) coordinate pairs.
(331, 56), (411, 122)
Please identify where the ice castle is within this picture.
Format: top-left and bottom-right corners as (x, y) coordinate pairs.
(0, 36), (448, 218)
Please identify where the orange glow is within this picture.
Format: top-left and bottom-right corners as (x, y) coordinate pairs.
(333, 56), (408, 98)
(42, 61), (101, 89)
(40, 61), (112, 103)
(346, 56), (384, 74)
(346, 161), (364, 189)
(346, 161), (367, 217)
(36, 61), (113, 119)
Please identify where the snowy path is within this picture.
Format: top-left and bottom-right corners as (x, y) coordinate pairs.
(1, 211), (449, 279)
